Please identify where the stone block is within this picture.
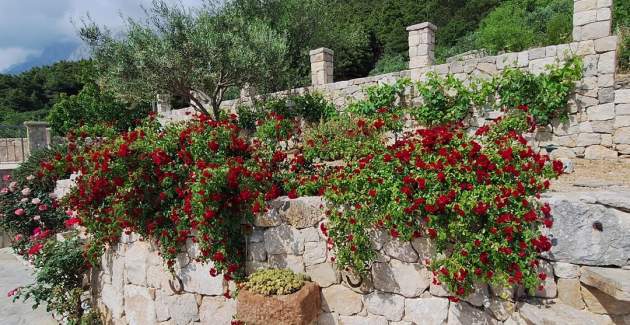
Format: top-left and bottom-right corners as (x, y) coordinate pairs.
(574, 0), (597, 12)
(261, 196), (326, 229)
(101, 284), (124, 319)
(529, 57), (555, 75)
(268, 254), (305, 273)
(598, 87), (614, 104)
(303, 241), (327, 266)
(247, 241), (267, 262)
(372, 259), (431, 297)
(596, 7), (611, 21)
(199, 296), (236, 325)
(447, 302), (498, 325)
(618, 104), (630, 115)
(166, 293), (199, 325)
(615, 116), (630, 128)
(574, 10), (597, 26)
(616, 89), (630, 104)
(264, 224), (304, 255)
(558, 278), (586, 309)
(306, 262), (339, 287)
(594, 36), (617, 52)
(529, 47), (546, 60)
(517, 51), (529, 67)
(587, 103), (615, 120)
(598, 51), (616, 74)
(237, 282), (320, 324)
(383, 239), (419, 263)
(614, 127), (630, 144)
(580, 21), (611, 40)
(597, 0), (611, 7)
(552, 262), (581, 279)
(518, 302), (611, 324)
(403, 297), (449, 324)
(487, 298), (514, 321)
(580, 266), (630, 302)
(576, 133), (602, 146)
(177, 261), (224, 295)
(534, 260), (557, 298)
(544, 194), (630, 266)
(363, 291), (405, 321)
(321, 285), (363, 315)
(598, 74), (614, 87)
(338, 315), (388, 325)
(125, 241), (151, 286)
(124, 285), (157, 325)
(581, 285), (630, 315)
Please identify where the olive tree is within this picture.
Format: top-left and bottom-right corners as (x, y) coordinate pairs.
(79, 1), (288, 118)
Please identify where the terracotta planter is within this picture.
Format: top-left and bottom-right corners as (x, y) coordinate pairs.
(236, 282), (320, 325)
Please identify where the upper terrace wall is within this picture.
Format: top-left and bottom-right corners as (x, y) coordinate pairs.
(160, 0), (630, 161)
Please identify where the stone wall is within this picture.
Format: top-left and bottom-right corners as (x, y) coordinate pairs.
(92, 192), (630, 325)
(159, 0), (629, 160)
(0, 138), (28, 163)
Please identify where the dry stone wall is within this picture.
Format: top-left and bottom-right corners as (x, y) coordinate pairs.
(89, 191), (630, 325)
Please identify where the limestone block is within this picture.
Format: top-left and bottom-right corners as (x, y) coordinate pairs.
(300, 227), (322, 242)
(534, 260), (557, 298)
(594, 36), (617, 52)
(580, 21), (612, 41)
(101, 284), (124, 319)
(372, 259), (430, 297)
(517, 51), (529, 67)
(411, 237), (436, 262)
(580, 266), (630, 302)
(552, 262), (581, 279)
(557, 278), (586, 310)
(383, 239), (419, 263)
(598, 74), (614, 87)
(166, 293), (199, 325)
(177, 261), (224, 295)
(321, 285), (363, 315)
(518, 302), (611, 324)
(617, 144), (630, 155)
(264, 224), (304, 255)
(496, 53), (517, 70)
(545, 45), (557, 57)
(597, 0), (611, 7)
(199, 296), (236, 325)
(403, 297), (449, 324)
(577, 133), (602, 146)
(317, 312), (339, 325)
(581, 285), (630, 315)
(598, 87), (615, 104)
(529, 47), (546, 60)
(265, 196), (326, 228)
(574, 10), (597, 26)
(447, 302), (498, 325)
(147, 264), (172, 290)
(337, 315), (388, 325)
(587, 103), (615, 120)
(303, 241), (327, 266)
(596, 7), (611, 21)
(125, 241), (151, 286)
(248, 228), (264, 243)
(574, 0), (598, 12)
(363, 291), (405, 321)
(616, 116), (630, 128)
(543, 194), (630, 266)
(614, 127), (630, 144)
(529, 57), (555, 75)
(616, 89), (630, 104)
(247, 241), (267, 262)
(124, 285), (157, 325)
(597, 51), (616, 74)
(487, 298), (515, 321)
(306, 262), (339, 287)
(268, 254), (305, 273)
(585, 145), (618, 159)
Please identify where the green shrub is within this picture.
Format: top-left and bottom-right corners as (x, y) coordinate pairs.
(12, 144), (70, 193)
(414, 73), (473, 126)
(243, 269), (307, 296)
(347, 78), (410, 116)
(369, 54), (408, 76)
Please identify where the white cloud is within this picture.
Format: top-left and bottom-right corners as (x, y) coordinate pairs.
(0, 47), (41, 71)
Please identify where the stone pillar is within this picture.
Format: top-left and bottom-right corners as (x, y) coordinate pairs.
(240, 83), (256, 99)
(24, 121), (50, 152)
(310, 48), (334, 86)
(573, 0), (613, 41)
(156, 94), (172, 113)
(407, 22), (436, 73)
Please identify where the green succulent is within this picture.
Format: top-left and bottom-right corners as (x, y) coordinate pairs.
(243, 269), (309, 296)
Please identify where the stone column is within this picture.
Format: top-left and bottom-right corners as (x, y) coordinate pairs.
(24, 121), (50, 152)
(407, 22), (436, 74)
(310, 48), (334, 86)
(156, 94), (172, 113)
(573, 0), (613, 41)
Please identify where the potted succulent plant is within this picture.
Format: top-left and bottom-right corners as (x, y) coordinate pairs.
(236, 269), (320, 325)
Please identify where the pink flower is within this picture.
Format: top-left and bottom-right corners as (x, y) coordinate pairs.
(7, 288), (18, 297)
(31, 198), (41, 205)
(21, 187), (31, 196)
(8, 182), (17, 191)
(33, 215), (41, 221)
(14, 234), (22, 241)
(38, 204), (48, 212)
(26, 175), (35, 181)
(14, 208), (25, 216)
(2, 174), (11, 182)
(0, 187), (8, 195)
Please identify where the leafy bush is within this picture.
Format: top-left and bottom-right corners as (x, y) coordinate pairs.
(369, 54), (408, 76)
(347, 78), (410, 116)
(12, 144), (70, 193)
(414, 73), (473, 125)
(243, 269), (307, 296)
(11, 238), (95, 324)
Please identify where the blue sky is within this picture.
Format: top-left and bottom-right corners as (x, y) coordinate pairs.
(0, 0), (204, 72)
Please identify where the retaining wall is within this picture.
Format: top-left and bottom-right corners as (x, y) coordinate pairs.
(91, 190), (630, 325)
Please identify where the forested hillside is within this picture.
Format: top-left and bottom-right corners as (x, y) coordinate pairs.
(0, 0), (627, 136)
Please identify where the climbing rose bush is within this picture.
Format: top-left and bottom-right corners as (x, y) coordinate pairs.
(48, 115), (297, 287)
(299, 110), (562, 299)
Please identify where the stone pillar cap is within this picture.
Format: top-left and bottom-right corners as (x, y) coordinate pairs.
(23, 121), (49, 127)
(309, 48), (334, 56)
(406, 22), (437, 31)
